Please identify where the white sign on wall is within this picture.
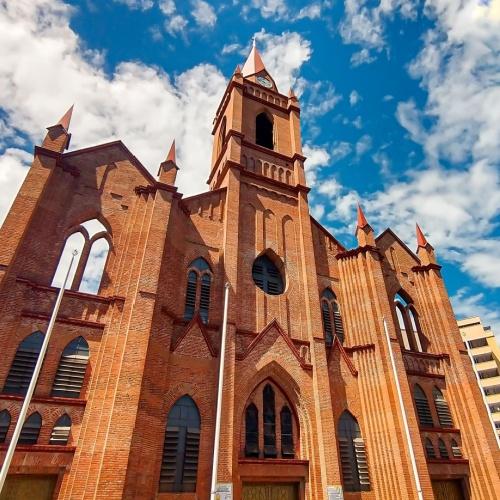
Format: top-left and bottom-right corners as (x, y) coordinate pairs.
(215, 483), (232, 500)
(327, 485), (344, 500)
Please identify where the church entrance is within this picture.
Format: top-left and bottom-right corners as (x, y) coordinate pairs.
(242, 482), (299, 500)
(431, 480), (466, 500)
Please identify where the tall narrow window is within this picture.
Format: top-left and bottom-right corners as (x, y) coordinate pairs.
(217, 116), (226, 156)
(433, 387), (453, 428)
(424, 438), (436, 459)
(252, 254), (284, 295)
(338, 411), (370, 492)
(263, 384), (277, 457)
(280, 406), (294, 458)
(183, 258), (212, 324)
(19, 412), (42, 445)
(159, 396), (200, 493)
(438, 438), (449, 459)
(256, 112), (273, 149)
(52, 337), (89, 398)
(321, 289), (344, 345)
(394, 292), (424, 352)
(50, 414), (71, 445)
(3, 331), (44, 395)
(414, 385), (433, 428)
(245, 404), (259, 458)
(0, 410), (11, 443)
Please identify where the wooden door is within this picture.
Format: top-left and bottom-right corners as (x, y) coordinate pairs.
(242, 483), (298, 500)
(432, 480), (466, 500)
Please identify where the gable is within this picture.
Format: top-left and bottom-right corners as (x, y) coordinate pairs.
(171, 316), (216, 359)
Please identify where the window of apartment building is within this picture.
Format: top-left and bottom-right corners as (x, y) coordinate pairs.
(468, 337), (488, 348)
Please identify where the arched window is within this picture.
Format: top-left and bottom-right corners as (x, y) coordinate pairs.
(245, 404), (259, 458)
(424, 438), (436, 459)
(263, 384), (277, 457)
(3, 331), (44, 395)
(52, 337), (89, 398)
(394, 293), (424, 352)
(217, 116), (226, 156)
(159, 396), (200, 493)
(252, 254), (284, 295)
(321, 288), (344, 345)
(280, 406), (294, 458)
(338, 411), (371, 492)
(438, 438), (449, 459)
(52, 218), (110, 295)
(183, 258), (212, 324)
(451, 439), (462, 458)
(414, 385), (433, 428)
(256, 112), (273, 149)
(433, 387), (453, 428)
(0, 410), (11, 443)
(50, 414), (71, 445)
(19, 412), (42, 445)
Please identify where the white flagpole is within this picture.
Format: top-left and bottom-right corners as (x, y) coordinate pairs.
(0, 249), (78, 494)
(210, 282), (230, 500)
(383, 317), (424, 500)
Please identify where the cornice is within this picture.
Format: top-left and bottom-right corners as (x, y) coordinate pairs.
(336, 245), (382, 260)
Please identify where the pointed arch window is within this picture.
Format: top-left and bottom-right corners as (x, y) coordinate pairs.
(263, 384), (277, 457)
(159, 396), (200, 493)
(50, 414), (71, 445)
(394, 293), (425, 352)
(52, 337), (89, 398)
(3, 331), (44, 395)
(256, 112), (273, 150)
(438, 438), (449, 459)
(280, 406), (294, 458)
(414, 385), (433, 428)
(424, 438), (436, 459)
(252, 254), (284, 295)
(245, 404), (259, 458)
(183, 258), (212, 324)
(0, 410), (11, 443)
(52, 218), (110, 295)
(19, 412), (42, 445)
(217, 116), (226, 157)
(321, 288), (344, 345)
(338, 411), (370, 492)
(433, 387), (454, 428)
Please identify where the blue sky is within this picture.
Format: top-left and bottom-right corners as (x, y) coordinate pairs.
(0, 0), (499, 336)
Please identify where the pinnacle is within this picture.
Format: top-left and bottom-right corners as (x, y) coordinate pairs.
(242, 41), (266, 77)
(416, 223), (428, 247)
(166, 139), (176, 164)
(288, 88), (296, 98)
(56, 104), (74, 131)
(357, 203), (369, 229)
(234, 64), (242, 75)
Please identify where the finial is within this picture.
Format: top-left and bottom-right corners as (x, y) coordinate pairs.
(57, 104), (74, 131)
(252, 35), (256, 48)
(416, 223), (428, 247)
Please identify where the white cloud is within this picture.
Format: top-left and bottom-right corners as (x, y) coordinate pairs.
(222, 42), (242, 55)
(396, 100), (426, 144)
(251, 0), (288, 19)
(355, 134), (372, 157)
(350, 48), (376, 67)
(295, 3), (322, 20)
(331, 141), (352, 163)
(349, 90), (361, 106)
(383, 94), (394, 101)
(304, 81), (341, 118)
(159, 0), (176, 15)
(114, 0), (153, 10)
(0, 0), (227, 226)
(303, 144), (330, 187)
(191, 0), (217, 28)
(165, 14), (188, 36)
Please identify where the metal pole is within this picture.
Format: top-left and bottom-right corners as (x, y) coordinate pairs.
(383, 318), (424, 500)
(0, 250), (78, 494)
(464, 339), (500, 448)
(210, 282), (230, 500)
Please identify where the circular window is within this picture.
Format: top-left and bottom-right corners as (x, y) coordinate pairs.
(252, 254), (284, 295)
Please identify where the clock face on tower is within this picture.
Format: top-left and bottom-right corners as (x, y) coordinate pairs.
(256, 75), (273, 89)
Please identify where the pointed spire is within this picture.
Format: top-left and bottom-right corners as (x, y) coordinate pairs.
(357, 203), (369, 229)
(242, 40), (266, 77)
(166, 139), (176, 164)
(416, 223), (429, 247)
(234, 64), (242, 75)
(57, 104), (74, 131)
(288, 88), (296, 98)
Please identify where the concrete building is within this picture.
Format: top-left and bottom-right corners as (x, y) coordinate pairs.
(458, 316), (500, 441)
(0, 45), (499, 499)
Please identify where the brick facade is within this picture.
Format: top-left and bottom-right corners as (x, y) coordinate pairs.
(0, 49), (499, 499)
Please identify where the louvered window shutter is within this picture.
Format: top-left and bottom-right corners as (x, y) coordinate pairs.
(50, 414), (71, 445)
(433, 388), (453, 428)
(333, 301), (345, 344)
(19, 412), (42, 445)
(280, 406), (294, 459)
(252, 256), (284, 295)
(438, 439), (449, 459)
(199, 274), (211, 324)
(0, 410), (10, 443)
(52, 337), (89, 398)
(321, 300), (333, 346)
(425, 438), (436, 458)
(354, 437), (370, 490)
(159, 426), (180, 492)
(263, 384), (277, 457)
(339, 437), (357, 491)
(3, 331), (44, 395)
(245, 404), (259, 458)
(184, 271), (198, 321)
(182, 427), (200, 491)
(414, 385), (433, 427)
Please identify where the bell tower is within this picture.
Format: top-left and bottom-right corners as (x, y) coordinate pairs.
(208, 43), (306, 190)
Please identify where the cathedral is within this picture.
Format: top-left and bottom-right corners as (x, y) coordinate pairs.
(0, 45), (499, 500)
